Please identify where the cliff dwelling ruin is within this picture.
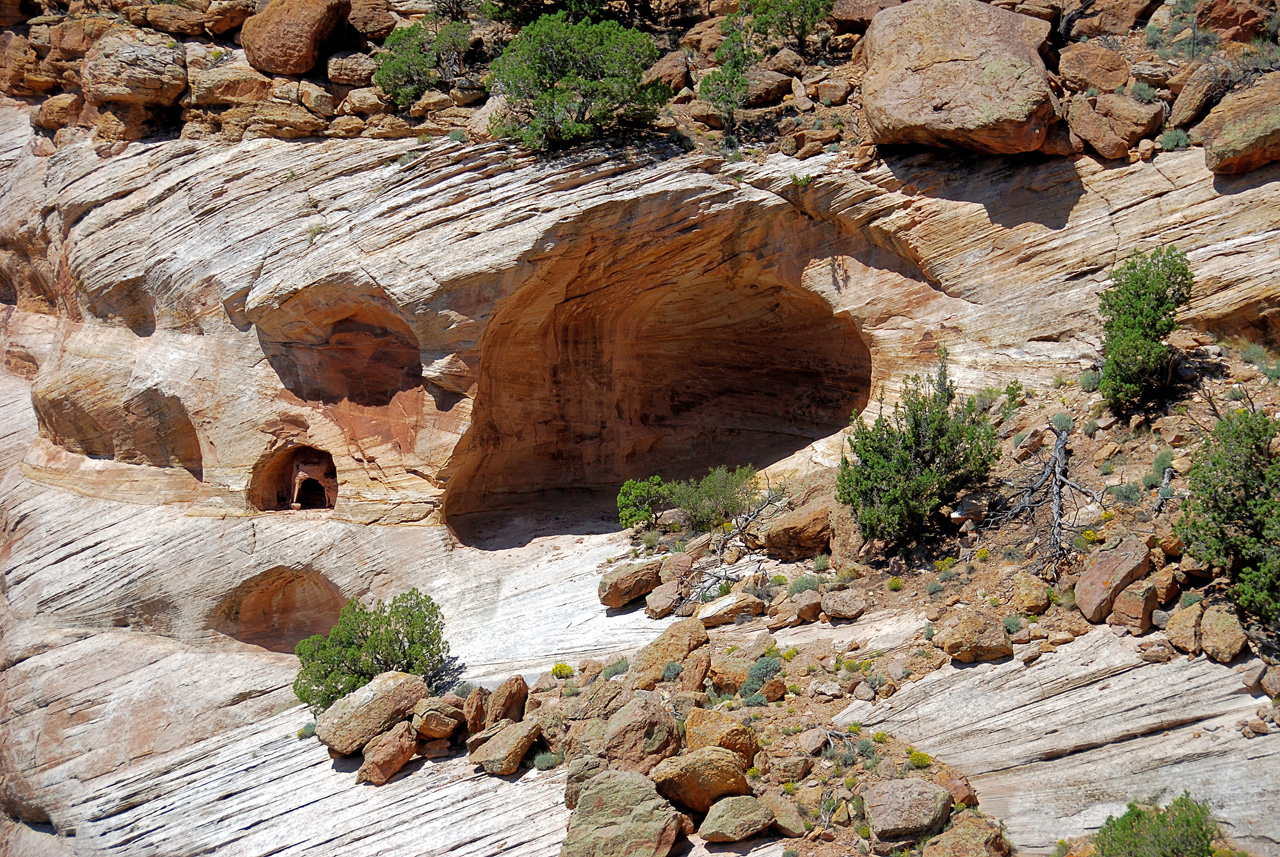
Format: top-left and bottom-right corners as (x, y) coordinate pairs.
(249, 445), (338, 512)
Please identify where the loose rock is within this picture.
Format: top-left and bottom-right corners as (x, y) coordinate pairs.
(356, 721), (417, 785)
(315, 671), (429, 756)
(650, 746), (749, 813)
(698, 795), (775, 842)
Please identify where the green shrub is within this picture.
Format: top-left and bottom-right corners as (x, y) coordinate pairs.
(1161, 128), (1192, 151)
(1080, 368), (1102, 392)
(788, 574), (824, 596)
(699, 16), (756, 126)
(373, 19), (472, 109)
(1094, 793), (1219, 857)
(489, 13), (667, 150)
(294, 588), (452, 712)
(1131, 81), (1156, 103)
(813, 553), (831, 572)
(661, 661), (684, 683)
(1177, 408), (1280, 624)
(1108, 483), (1143, 505)
(873, 731), (889, 743)
(745, 0), (833, 54)
(926, 581), (943, 596)
(664, 465), (758, 532)
(1145, 22), (1163, 46)
(534, 750), (564, 770)
(617, 475), (666, 527)
(741, 656), (782, 696)
(1052, 412), (1075, 434)
(940, 567), (959, 580)
(551, 662), (574, 679)
(1098, 246), (1194, 410)
(1003, 615), (1023, 634)
(887, 576), (903, 591)
(742, 692), (767, 707)
(837, 350), (997, 544)
(1180, 591), (1204, 609)
(909, 750), (931, 768)
(1084, 419), (1101, 438)
(297, 721), (316, 740)
(602, 657), (629, 680)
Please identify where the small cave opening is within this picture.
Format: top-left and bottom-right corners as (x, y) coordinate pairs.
(443, 277), (872, 530)
(258, 304), (424, 407)
(248, 445), (337, 512)
(209, 566), (347, 653)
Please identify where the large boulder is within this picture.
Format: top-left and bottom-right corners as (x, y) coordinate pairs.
(1109, 579), (1158, 634)
(469, 719), (541, 775)
(744, 68), (792, 107)
(1067, 97), (1129, 160)
(599, 559), (663, 609)
(561, 770), (682, 857)
(629, 618), (709, 690)
(708, 653), (753, 694)
(1075, 536), (1151, 622)
(699, 795), (775, 842)
(685, 707), (759, 768)
(864, 779), (952, 843)
(831, 0), (902, 30)
(241, 0), (350, 76)
(315, 671), (430, 755)
(565, 754), (609, 810)
(643, 51), (689, 94)
(1057, 42), (1130, 93)
(1010, 573), (1051, 615)
(760, 791), (807, 837)
(763, 499), (833, 560)
(698, 592), (764, 627)
(1196, 72), (1280, 174)
(1072, 0), (1162, 36)
(1094, 93), (1165, 145)
(1200, 604), (1247, 663)
(486, 674), (529, 727)
(1165, 601), (1203, 654)
(936, 613), (1013, 663)
(1170, 62), (1230, 127)
(81, 26), (187, 107)
(356, 721), (417, 785)
(645, 581), (683, 619)
(650, 746), (749, 813)
(183, 53), (272, 108)
(463, 685), (490, 734)
(821, 589), (867, 620)
(411, 698), (464, 739)
(923, 813), (1010, 857)
(860, 0), (1055, 154)
(602, 696), (681, 774)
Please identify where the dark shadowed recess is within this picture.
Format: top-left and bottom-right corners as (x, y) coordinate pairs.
(248, 444), (337, 512)
(208, 566), (347, 653)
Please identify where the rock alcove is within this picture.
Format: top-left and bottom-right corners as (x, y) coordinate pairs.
(208, 566), (347, 652)
(443, 277), (872, 522)
(248, 445), (338, 511)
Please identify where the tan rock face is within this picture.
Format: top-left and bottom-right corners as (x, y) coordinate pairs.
(81, 26), (188, 107)
(1072, 0), (1162, 36)
(1166, 602), (1203, 653)
(1067, 97), (1129, 160)
(1010, 573), (1050, 615)
(485, 674), (529, 727)
(1058, 43), (1130, 93)
(241, 0), (350, 75)
(685, 707), (760, 768)
(1075, 536), (1150, 623)
(603, 696), (680, 774)
(1200, 604), (1247, 663)
(763, 498), (832, 560)
(562, 770), (682, 857)
(861, 0), (1055, 154)
(865, 779), (952, 840)
(468, 719), (541, 775)
(599, 560), (662, 609)
(356, 720), (416, 785)
(698, 794), (775, 842)
(1094, 93), (1165, 145)
(314, 671), (429, 755)
(650, 746), (748, 813)
(1197, 72), (1280, 174)
(629, 619), (708, 691)
(937, 613), (1013, 663)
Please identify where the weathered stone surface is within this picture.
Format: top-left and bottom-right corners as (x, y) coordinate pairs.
(184, 53), (272, 108)
(760, 790), (806, 837)
(1067, 97), (1129, 160)
(206, 0), (258, 34)
(798, 727), (828, 755)
(242, 0), (350, 75)
(1171, 62), (1229, 127)
(659, 552), (693, 583)
(1109, 579), (1158, 634)
(1072, 0), (1162, 35)
(1197, 72), (1280, 174)
(936, 613), (1013, 663)
(411, 698), (464, 738)
(1058, 42), (1130, 93)
(562, 770), (681, 857)
(763, 499), (832, 560)
(1010, 573), (1050, 615)
(1166, 602), (1203, 654)
(469, 719), (540, 775)
(650, 746), (748, 813)
(599, 560), (662, 609)
(698, 592), (763, 627)
(922, 813), (1010, 857)
(1075, 536), (1151, 622)
(315, 671), (429, 755)
(793, 589), (823, 623)
(821, 589), (866, 620)
(643, 51), (689, 94)
(1200, 604), (1247, 663)
(744, 69), (792, 106)
(935, 768), (979, 808)
(681, 647), (711, 692)
(860, 0), (1054, 154)
(1261, 666), (1280, 698)
(699, 794), (774, 842)
(565, 754), (609, 810)
(709, 654), (753, 694)
(630, 619), (708, 691)
(486, 674), (529, 727)
(1197, 0), (1269, 41)
(644, 581), (682, 619)
(356, 720), (416, 785)
(464, 686), (491, 734)
(685, 707), (759, 768)
(328, 51), (378, 86)
(832, 0), (901, 28)
(81, 26), (187, 107)
(602, 696), (680, 774)
(567, 680), (630, 722)
(864, 779), (952, 840)
(465, 718), (512, 754)
(1095, 93), (1165, 146)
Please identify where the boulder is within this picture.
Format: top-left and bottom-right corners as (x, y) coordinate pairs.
(1197, 71), (1280, 174)
(327, 51), (377, 86)
(355, 721), (417, 785)
(486, 674), (529, 727)
(643, 51), (689, 94)
(685, 706), (759, 768)
(936, 613), (1013, 663)
(1165, 602), (1203, 654)
(565, 754), (609, 810)
(772, 755), (814, 782)
(1109, 579), (1158, 634)
(206, 0), (257, 34)
(184, 56), (271, 108)
(568, 680), (630, 722)
(1200, 604), (1247, 663)
(650, 746), (749, 813)
(349, 0), (396, 39)
(764, 499), (833, 560)
(1057, 42), (1130, 93)
(698, 795), (775, 842)
(793, 589), (823, 623)
(1072, 0), (1163, 36)
(411, 698), (464, 739)
(1197, 0), (1269, 41)
(761, 676), (788, 701)
(935, 768), (979, 808)
(81, 26), (187, 107)
(629, 618), (709, 691)
(760, 791), (807, 837)
(465, 718), (512, 754)
(659, 552), (693, 583)
(798, 727), (828, 755)
(1010, 573), (1051, 615)
(1075, 536), (1151, 622)
(816, 78), (853, 106)
(1095, 93), (1165, 145)
(860, 0), (1055, 154)
(681, 647), (711, 692)
(709, 653), (753, 694)
(744, 68), (792, 107)
(469, 719), (541, 775)
(922, 813), (1010, 857)
(315, 671), (429, 755)
(241, 0), (350, 76)
(864, 779), (952, 841)
(645, 581), (683, 619)
(599, 559), (663, 609)
(698, 592), (764, 627)
(602, 696), (681, 774)
(33, 93), (84, 130)
(831, 0), (902, 30)
(410, 89), (453, 116)
(1067, 97), (1130, 160)
(1170, 62), (1229, 127)
(1261, 666), (1280, 698)
(463, 685), (490, 734)
(562, 770), (682, 857)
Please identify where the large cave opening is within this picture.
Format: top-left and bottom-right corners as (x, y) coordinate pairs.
(443, 277), (871, 529)
(248, 445), (337, 512)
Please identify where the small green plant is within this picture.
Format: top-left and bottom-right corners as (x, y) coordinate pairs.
(742, 692), (767, 707)
(551, 662), (574, 679)
(306, 223), (326, 245)
(741, 656), (782, 696)
(1012, 430), (1029, 448)
(989, 596), (1001, 607)
(813, 553), (831, 573)
(1131, 81), (1156, 103)
(373, 18), (473, 109)
(447, 129), (467, 143)
(663, 465), (759, 532)
(1001, 379), (1025, 421)
(1108, 483), (1143, 506)
(1080, 369), (1102, 392)
(297, 721), (316, 740)
(1145, 22), (1163, 47)
(783, 850), (801, 857)
(771, 574), (788, 585)
(873, 731), (889, 743)
(641, 530), (660, 551)
(933, 556), (957, 573)
(699, 16), (756, 127)
(789, 574), (824, 596)
(1084, 419), (1100, 438)
(926, 581), (943, 596)
(783, 647), (800, 661)
(909, 750), (931, 768)
(534, 750), (563, 770)
(887, 576), (904, 592)
(857, 824), (871, 839)
(783, 781), (798, 795)
(1160, 128), (1192, 151)
(1180, 591), (1204, 609)
(601, 657), (629, 680)
(924, 624), (935, 640)
(1003, 615), (1022, 634)
(790, 173), (813, 187)
(974, 548), (990, 562)
(1052, 412), (1075, 434)
(1093, 793), (1219, 857)
(661, 662), (684, 683)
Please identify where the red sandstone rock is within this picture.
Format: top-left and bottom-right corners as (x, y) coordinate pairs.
(356, 721), (416, 785)
(241, 0), (350, 75)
